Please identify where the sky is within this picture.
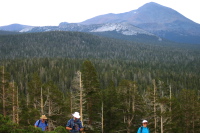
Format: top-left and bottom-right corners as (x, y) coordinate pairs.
(0, 0), (199, 26)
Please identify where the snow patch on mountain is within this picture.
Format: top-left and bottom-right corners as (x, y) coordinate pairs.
(16, 22), (162, 41)
(19, 27), (35, 32)
(90, 23), (154, 36)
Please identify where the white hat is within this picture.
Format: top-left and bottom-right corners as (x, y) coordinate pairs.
(72, 112), (81, 118)
(142, 120), (148, 123)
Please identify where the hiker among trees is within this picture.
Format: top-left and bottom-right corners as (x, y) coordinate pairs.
(66, 112), (84, 133)
(34, 115), (48, 131)
(137, 120), (150, 133)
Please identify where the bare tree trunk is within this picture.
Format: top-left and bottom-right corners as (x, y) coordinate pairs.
(48, 88), (51, 131)
(26, 83), (29, 107)
(12, 81), (15, 123)
(153, 79), (157, 133)
(41, 87), (44, 114)
(16, 87), (19, 124)
(26, 85), (30, 125)
(127, 83), (136, 133)
(70, 90), (73, 114)
(101, 102), (104, 133)
(2, 66), (6, 116)
(34, 97), (37, 109)
(169, 85), (172, 132)
(12, 81), (19, 124)
(160, 104), (164, 133)
(79, 71), (83, 126)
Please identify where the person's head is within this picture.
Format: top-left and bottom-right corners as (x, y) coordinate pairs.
(72, 112), (81, 120)
(40, 115), (47, 121)
(142, 120), (148, 127)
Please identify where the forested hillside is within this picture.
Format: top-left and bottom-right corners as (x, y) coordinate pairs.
(0, 31), (200, 132)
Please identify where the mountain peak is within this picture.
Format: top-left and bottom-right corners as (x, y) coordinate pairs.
(132, 2), (191, 24)
(79, 2), (200, 44)
(81, 2), (192, 25)
(139, 2), (163, 8)
(137, 2), (169, 12)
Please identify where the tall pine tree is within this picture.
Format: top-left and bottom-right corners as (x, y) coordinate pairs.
(81, 60), (100, 132)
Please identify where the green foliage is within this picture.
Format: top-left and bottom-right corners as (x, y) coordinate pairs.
(43, 81), (69, 127)
(0, 114), (18, 132)
(177, 89), (200, 133)
(81, 60), (100, 95)
(0, 114), (67, 133)
(0, 114), (43, 133)
(102, 80), (124, 132)
(0, 66), (11, 116)
(0, 31), (200, 132)
(53, 126), (68, 133)
(81, 60), (101, 131)
(1, 31), (200, 62)
(23, 125), (43, 133)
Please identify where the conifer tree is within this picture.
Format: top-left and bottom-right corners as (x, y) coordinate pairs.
(0, 66), (11, 117)
(70, 71), (82, 112)
(81, 60), (100, 132)
(43, 81), (67, 131)
(117, 80), (144, 133)
(156, 80), (171, 133)
(143, 79), (160, 133)
(26, 73), (42, 124)
(70, 71), (84, 125)
(102, 80), (122, 132)
(10, 81), (19, 124)
(27, 73), (42, 109)
(178, 89), (200, 133)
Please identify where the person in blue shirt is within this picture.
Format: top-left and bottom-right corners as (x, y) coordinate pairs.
(137, 120), (150, 133)
(66, 112), (84, 133)
(34, 115), (48, 131)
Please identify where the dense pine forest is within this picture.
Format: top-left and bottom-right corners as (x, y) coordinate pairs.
(0, 31), (200, 132)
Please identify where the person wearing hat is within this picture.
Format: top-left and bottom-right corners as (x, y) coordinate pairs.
(137, 120), (150, 133)
(66, 112), (84, 132)
(34, 115), (48, 131)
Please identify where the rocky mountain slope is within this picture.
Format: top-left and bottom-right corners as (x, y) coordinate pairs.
(0, 2), (199, 44)
(80, 2), (200, 44)
(10, 22), (163, 43)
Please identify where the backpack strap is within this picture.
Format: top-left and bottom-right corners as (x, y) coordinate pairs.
(70, 119), (74, 128)
(140, 126), (150, 133)
(37, 119), (48, 127)
(37, 120), (41, 127)
(45, 120), (48, 127)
